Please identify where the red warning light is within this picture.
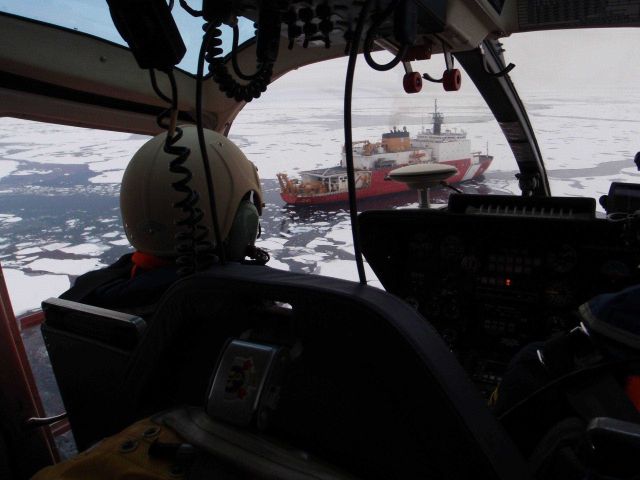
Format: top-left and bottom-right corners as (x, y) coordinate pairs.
(505, 278), (512, 287)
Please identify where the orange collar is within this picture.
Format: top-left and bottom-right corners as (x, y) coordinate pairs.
(131, 251), (173, 278)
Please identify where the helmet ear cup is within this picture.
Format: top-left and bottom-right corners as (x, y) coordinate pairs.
(224, 200), (260, 261)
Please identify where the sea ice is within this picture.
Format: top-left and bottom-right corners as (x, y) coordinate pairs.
(42, 243), (71, 251)
(2, 268), (70, 316)
(59, 243), (109, 256)
(109, 239), (130, 246)
(25, 258), (106, 276)
(0, 160), (19, 180)
(0, 214), (22, 224)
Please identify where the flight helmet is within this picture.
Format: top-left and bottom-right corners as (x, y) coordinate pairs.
(120, 126), (263, 260)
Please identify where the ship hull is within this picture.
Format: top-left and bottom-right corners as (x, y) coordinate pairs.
(281, 155), (493, 205)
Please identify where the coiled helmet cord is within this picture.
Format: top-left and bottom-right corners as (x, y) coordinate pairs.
(150, 68), (214, 275)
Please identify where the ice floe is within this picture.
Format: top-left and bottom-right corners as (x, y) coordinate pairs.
(25, 258), (106, 276)
(59, 243), (109, 257)
(0, 214), (22, 224)
(3, 268), (70, 316)
(0, 160), (20, 179)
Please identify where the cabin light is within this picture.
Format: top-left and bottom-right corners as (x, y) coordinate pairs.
(505, 278), (512, 287)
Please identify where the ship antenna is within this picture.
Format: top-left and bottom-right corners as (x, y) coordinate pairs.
(432, 98), (443, 135)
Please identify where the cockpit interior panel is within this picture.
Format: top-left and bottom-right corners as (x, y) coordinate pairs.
(360, 198), (640, 396)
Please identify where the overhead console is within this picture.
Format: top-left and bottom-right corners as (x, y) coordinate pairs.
(233, 0), (515, 54)
(360, 195), (640, 397)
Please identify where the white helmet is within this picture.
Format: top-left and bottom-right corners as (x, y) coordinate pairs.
(120, 126), (263, 260)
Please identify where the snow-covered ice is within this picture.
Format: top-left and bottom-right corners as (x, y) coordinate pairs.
(3, 269), (70, 316)
(59, 243), (110, 257)
(0, 160), (20, 179)
(25, 258), (106, 276)
(0, 214), (22, 224)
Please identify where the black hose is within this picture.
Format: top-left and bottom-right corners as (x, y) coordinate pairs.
(231, 24), (263, 81)
(344, 0), (375, 286)
(149, 69), (172, 103)
(362, 0), (406, 72)
(179, 0), (202, 17)
(363, 40), (408, 71)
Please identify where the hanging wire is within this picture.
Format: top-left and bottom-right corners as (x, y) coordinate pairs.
(231, 24), (264, 81)
(179, 0), (202, 17)
(195, 24), (226, 264)
(149, 69), (172, 103)
(344, 0), (375, 285)
(362, 0), (407, 72)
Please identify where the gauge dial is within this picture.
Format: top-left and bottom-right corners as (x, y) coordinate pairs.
(543, 280), (575, 308)
(441, 235), (465, 262)
(547, 244), (578, 273)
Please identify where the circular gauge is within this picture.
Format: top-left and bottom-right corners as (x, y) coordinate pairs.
(547, 244), (578, 273)
(543, 280), (575, 308)
(408, 233), (436, 261)
(440, 235), (465, 262)
(460, 255), (480, 273)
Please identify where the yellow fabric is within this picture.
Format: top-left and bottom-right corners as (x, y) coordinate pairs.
(32, 417), (186, 480)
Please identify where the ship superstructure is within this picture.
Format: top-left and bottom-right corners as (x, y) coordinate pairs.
(278, 102), (493, 205)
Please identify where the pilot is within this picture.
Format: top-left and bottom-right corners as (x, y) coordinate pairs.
(492, 284), (640, 479)
(59, 126), (265, 316)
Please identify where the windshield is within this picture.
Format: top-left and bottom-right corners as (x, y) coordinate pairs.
(227, 27), (640, 281)
(0, 0), (255, 73)
(501, 28), (640, 205)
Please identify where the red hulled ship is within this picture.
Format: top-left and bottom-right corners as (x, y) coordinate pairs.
(277, 102), (493, 205)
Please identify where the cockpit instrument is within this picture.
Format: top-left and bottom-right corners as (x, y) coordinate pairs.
(360, 197), (640, 396)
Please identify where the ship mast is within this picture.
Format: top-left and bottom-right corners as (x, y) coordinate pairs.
(432, 99), (444, 135)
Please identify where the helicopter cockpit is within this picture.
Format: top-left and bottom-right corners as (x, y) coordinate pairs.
(1, 1), (640, 479)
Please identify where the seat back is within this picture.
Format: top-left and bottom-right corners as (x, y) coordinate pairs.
(41, 297), (145, 450)
(116, 264), (530, 479)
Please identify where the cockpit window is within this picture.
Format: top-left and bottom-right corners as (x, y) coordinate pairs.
(230, 53), (517, 283)
(501, 28), (640, 212)
(0, 0), (255, 74)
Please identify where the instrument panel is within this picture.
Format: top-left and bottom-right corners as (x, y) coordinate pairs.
(360, 208), (640, 396)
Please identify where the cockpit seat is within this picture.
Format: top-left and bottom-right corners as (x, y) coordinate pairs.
(107, 263), (530, 479)
(41, 298), (147, 451)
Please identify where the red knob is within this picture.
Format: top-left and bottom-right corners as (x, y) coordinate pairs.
(403, 72), (422, 94)
(443, 69), (461, 91)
